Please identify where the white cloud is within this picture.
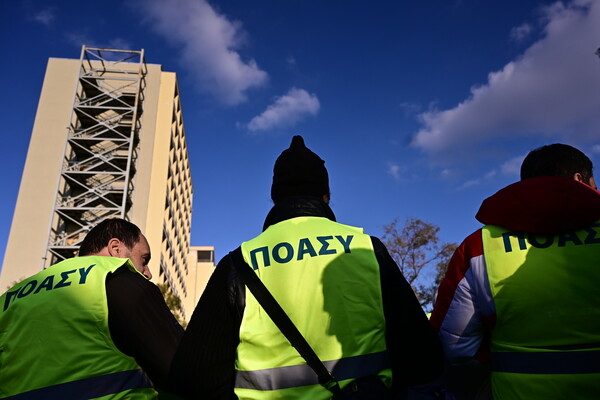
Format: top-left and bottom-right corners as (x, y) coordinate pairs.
(484, 170), (497, 180)
(440, 168), (456, 179)
(510, 23), (533, 42)
(247, 88), (320, 132)
(137, 0), (268, 105)
(65, 32), (97, 48)
(457, 154), (525, 190)
(399, 102), (422, 117)
(286, 56), (297, 66)
(64, 34), (131, 54)
(458, 178), (482, 190)
(500, 155), (526, 177)
(412, 0), (600, 158)
(107, 38), (133, 51)
(457, 169), (500, 190)
(387, 162), (402, 181)
(32, 8), (56, 26)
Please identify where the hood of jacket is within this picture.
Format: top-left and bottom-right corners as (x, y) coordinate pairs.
(476, 176), (600, 233)
(262, 195), (336, 231)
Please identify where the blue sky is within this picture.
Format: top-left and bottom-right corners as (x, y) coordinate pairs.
(1, 0), (599, 271)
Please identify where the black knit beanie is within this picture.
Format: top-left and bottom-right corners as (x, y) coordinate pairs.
(271, 136), (330, 203)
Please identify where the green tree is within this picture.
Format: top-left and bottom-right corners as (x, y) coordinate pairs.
(157, 282), (188, 329)
(382, 217), (457, 311)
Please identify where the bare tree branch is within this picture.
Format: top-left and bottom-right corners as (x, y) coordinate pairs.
(382, 217), (457, 311)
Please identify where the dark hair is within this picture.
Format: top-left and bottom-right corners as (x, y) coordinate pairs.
(520, 143), (594, 183)
(78, 218), (141, 256)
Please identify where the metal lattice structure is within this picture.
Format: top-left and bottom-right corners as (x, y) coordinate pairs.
(44, 46), (147, 267)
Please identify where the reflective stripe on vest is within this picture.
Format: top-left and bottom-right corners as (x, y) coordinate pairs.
(492, 350), (600, 374)
(2, 369), (152, 400)
(235, 351), (390, 390)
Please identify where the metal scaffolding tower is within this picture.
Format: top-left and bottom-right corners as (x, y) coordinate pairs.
(44, 46), (147, 267)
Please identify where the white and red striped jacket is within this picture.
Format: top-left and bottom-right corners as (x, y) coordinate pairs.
(430, 176), (600, 364)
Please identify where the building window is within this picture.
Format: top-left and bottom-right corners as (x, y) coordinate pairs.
(197, 250), (214, 263)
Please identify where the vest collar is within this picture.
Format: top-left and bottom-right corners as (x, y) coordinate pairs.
(262, 196), (336, 231)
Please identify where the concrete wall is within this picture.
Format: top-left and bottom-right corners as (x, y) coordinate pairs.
(0, 58), (79, 289)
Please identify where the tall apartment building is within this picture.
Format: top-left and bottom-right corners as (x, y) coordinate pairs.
(0, 47), (213, 320)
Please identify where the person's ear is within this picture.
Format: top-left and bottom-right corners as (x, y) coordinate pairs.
(573, 172), (584, 183)
(106, 238), (122, 257)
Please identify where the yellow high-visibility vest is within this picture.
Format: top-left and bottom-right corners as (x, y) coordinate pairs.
(235, 216), (391, 399)
(483, 222), (600, 399)
(0, 256), (157, 399)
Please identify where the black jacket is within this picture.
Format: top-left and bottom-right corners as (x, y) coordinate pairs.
(169, 196), (443, 399)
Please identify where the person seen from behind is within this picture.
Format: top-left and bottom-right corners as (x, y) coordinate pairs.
(431, 143), (600, 399)
(0, 218), (183, 399)
(169, 135), (443, 399)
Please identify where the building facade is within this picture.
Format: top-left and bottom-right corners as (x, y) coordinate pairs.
(0, 47), (210, 320)
(186, 245), (216, 317)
